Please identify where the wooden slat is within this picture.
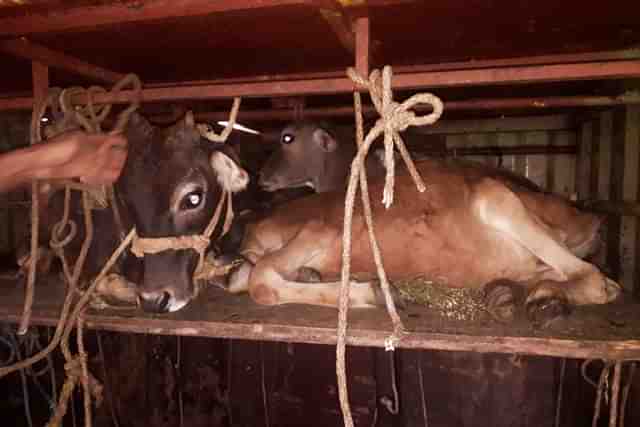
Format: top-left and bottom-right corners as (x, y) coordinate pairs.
(0, 278), (639, 360)
(576, 121), (593, 200)
(620, 107), (639, 292)
(416, 115), (572, 135)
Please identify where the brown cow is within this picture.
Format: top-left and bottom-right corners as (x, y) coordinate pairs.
(223, 122), (620, 323)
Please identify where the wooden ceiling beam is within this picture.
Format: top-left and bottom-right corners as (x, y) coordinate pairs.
(0, 0), (313, 37)
(0, 38), (125, 84)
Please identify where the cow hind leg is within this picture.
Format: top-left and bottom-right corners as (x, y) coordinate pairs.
(245, 229), (401, 308)
(473, 179), (621, 317)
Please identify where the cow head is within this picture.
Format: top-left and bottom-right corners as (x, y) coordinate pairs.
(258, 122), (354, 193)
(117, 112), (249, 313)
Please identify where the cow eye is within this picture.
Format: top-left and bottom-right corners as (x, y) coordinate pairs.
(180, 190), (204, 210)
(281, 133), (295, 144)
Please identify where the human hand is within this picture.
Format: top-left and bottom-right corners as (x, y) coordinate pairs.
(37, 131), (128, 185)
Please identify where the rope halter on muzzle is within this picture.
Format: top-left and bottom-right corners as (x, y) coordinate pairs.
(129, 97), (242, 288)
(130, 189), (234, 285)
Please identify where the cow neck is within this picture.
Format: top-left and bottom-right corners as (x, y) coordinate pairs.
(130, 189), (233, 277)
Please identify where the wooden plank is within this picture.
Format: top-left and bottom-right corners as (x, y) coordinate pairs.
(576, 121), (593, 201)
(552, 131), (576, 198)
(0, 278), (639, 360)
(0, 38), (125, 84)
(608, 109), (627, 281)
(416, 115), (572, 135)
(524, 131), (549, 189)
(620, 106), (639, 293)
(594, 113), (613, 270)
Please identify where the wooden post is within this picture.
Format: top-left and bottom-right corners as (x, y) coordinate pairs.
(609, 109), (627, 283)
(576, 120), (593, 201)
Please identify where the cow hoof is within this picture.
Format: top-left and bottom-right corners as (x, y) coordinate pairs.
(605, 278), (622, 302)
(525, 295), (571, 328)
(373, 283), (407, 311)
(296, 267), (322, 283)
(483, 279), (524, 322)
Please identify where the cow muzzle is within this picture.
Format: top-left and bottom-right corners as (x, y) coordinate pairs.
(138, 289), (189, 313)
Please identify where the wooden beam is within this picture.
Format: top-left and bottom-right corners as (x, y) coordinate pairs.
(0, 0), (315, 37)
(0, 38), (125, 84)
(414, 115), (572, 135)
(315, 1), (355, 53)
(1, 277), (640, 360)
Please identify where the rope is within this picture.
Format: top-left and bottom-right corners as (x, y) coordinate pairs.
(130, 99), (241, 285)
(336, 66), (443, 427)
(581, 359), (640, 427)
(3, 73), (142, 427)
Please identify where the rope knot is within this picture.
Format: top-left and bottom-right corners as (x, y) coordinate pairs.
(347, 66), (443, 208)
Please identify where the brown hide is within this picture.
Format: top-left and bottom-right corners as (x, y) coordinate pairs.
(232, 123), (618, 318)
(258, 122), (385, 193)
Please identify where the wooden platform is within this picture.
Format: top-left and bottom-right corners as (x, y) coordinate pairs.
(1, 276), (639, 360)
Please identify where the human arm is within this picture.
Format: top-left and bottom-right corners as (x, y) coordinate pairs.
(0, 131), (128, 193)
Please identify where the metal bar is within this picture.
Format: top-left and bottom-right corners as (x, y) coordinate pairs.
(354, 15), (370, 77)
(0, 0), (315, 37)
(397, 49), (640, 73)
(1, 59), (639, 111)
(2, 81), (640, 115)
(141, 49), (640, 87)
(145, 94), (640, 123)
(0, 38), (125, 84)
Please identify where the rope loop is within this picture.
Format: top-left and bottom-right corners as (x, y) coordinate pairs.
(198, 98), (241, 143)
(347, 65), (443, 208)
(50, 220), (78, 250)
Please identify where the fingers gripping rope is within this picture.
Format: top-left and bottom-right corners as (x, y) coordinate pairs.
(336, 66), (443, 427)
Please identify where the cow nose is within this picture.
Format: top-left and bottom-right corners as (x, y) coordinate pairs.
(138, 291), (172, 313)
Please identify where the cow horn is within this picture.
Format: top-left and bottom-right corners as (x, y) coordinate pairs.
(184, 111), (195, 128)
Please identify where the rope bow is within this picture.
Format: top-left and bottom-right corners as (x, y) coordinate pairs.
(346, 66), (443, 207)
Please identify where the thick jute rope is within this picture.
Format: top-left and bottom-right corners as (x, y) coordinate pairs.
(4, 74), (142, 427)
(336, 66), (443, 427)
(130, 98), (241, 286)
(581, 359), (639, 427)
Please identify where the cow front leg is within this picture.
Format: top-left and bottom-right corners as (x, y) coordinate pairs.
(245, 229), (396, 308)
(473, 178), (621, 310)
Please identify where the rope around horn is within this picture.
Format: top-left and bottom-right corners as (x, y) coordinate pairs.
(130, 98), (241, 289)
(336, 66), (443, 427)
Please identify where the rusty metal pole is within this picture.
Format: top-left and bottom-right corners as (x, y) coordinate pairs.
(354, 15), (370, 78)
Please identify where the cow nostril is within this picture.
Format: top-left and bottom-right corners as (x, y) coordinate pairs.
(157, 291), (171, 312)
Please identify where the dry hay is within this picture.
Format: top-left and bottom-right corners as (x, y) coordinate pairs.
(394, 276), (487, 321)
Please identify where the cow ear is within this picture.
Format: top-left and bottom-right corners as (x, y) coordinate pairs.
(184, 111), (195, 128)
(313, 128), (338, 153)
(209, 151), (249, 193)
